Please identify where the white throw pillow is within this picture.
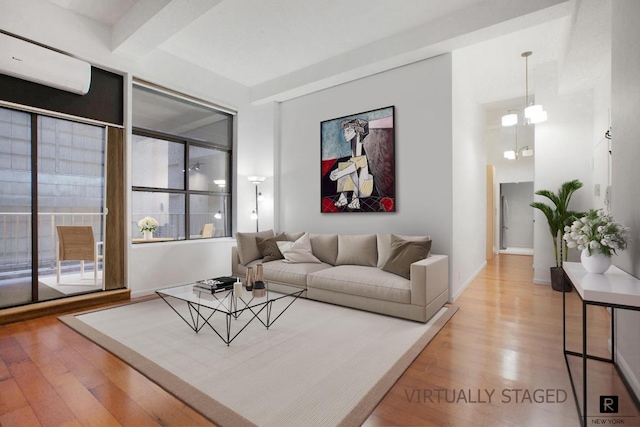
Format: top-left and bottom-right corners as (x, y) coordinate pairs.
(277, 233), (321, 263)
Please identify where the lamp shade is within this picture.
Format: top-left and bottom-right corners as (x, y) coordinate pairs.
(529, 110), (547, 124)
(504, 150), (516, 160)
(501, 113), (518, 127)
(524, 104), (542, 118)
(248, 176), (265, 184)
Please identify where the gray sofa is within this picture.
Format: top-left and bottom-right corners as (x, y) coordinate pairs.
(231, 230), (449, 323)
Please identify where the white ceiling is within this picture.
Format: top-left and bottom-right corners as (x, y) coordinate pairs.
(41, 0), (611, 106)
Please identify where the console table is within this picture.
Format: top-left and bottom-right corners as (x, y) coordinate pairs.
(563, 261), (640, 426)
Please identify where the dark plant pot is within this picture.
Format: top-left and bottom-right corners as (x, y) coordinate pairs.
(550, 267), (571, 292)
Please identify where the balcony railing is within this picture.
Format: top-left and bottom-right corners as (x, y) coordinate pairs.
(0, 212), (105, 275)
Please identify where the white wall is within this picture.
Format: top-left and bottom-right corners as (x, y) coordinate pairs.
(451, 51), (487, 300)
(277, 54), (454, 277)
(532, 65), (594, 284)
(611, 0), (640, 401)
(592, 64), (612, 211)
(129, 238), (236, 297)
(236, 102), (278, 233)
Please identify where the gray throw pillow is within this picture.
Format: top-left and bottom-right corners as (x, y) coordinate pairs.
(236, 229), (274, 265)
(382, 235), (432, 279)
(256, 233), (289, 262)
(336, 234), (377, 266)
(377, 233), (432, 268)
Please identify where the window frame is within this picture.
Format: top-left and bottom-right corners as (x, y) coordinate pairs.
(131, 126), (233, 241)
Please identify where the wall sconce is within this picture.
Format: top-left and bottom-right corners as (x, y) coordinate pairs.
(214, 210), (222, 219)
(188, 162), (202, 171)
(248, 176), (265, 232)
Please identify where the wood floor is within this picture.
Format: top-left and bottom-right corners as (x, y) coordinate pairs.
(0, 254), (637, 426)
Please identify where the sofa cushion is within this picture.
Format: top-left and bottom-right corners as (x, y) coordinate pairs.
(382, 235), (432, 279)
(256, 233), (288, 262)
(277, 233), (321, 263)
(284, 231), (305, 241)
(307, 265), (410, 304)
(377, 233), (432, 268)
(262, 260), (332, 287)
(310, 233), (338, 265)
(236, 229), (275, 265)
(336, 234), (377, 267)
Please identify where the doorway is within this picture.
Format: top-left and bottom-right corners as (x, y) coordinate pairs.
(499, 181), (534, 255)
(0, 106), (107, 309)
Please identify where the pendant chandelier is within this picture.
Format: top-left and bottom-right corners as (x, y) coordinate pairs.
(501, 51), (548, 127)
(503, 122), (533, 160)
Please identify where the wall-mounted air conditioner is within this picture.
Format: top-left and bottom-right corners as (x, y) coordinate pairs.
(0, 33), (91, 95)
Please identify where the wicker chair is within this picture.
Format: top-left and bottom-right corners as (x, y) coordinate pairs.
(56, 225), (103, 285)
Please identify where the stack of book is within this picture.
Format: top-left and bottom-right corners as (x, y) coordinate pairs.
(193, 277), (237, 294)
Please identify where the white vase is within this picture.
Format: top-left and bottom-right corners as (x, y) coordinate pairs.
(581, 249), (611, 274)
(143, 230), (153, 240)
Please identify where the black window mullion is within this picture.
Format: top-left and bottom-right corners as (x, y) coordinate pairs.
(30, 113), (38, 302)
(184, 142), (190, 239)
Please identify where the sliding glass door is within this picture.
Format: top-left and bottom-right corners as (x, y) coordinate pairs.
(0, 108), (33, 308)
(0, 106), (106, 309)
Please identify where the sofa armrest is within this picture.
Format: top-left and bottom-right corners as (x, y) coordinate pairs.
(410, 254), (449, 307)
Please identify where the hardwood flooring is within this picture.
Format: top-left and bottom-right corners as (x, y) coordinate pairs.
(0, 254), (637, 426)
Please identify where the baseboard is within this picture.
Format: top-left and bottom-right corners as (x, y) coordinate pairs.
(451, 261), (487, 302)
(533, 278), (551, 285)
(0, 289), (130, 325)
(615, 347), (640, 402)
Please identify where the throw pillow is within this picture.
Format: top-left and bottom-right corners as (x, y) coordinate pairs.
(310, 233), (338, 265)
(277, 233), (321, 263)
(256, 233), (288, 262)
(236, 229), (275, 265)
(335, 234), (377, 266)
(382, 235), (432, 279)
(377, 234), (432, 267)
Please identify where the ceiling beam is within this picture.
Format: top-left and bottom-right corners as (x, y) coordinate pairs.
(250, 0), (573, 104)
(111, 0), (222, 58)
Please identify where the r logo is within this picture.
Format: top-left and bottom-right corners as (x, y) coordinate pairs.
(600, 395), (618, 413)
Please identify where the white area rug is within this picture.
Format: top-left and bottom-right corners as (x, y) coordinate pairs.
(61, 296), (457, 427)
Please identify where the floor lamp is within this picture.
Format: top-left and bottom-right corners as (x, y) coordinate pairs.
(248, 176), (265, 232)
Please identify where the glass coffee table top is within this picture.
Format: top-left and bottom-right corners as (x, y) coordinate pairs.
(156, 282), (304, 345)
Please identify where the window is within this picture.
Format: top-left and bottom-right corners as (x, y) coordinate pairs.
(131, 84), (233, 241)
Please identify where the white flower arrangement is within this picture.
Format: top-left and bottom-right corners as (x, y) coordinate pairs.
(563, 209), (630, 257)
(138, 216), (159, 233)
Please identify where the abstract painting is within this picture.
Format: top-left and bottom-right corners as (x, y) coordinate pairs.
(320, 106), (395, 213)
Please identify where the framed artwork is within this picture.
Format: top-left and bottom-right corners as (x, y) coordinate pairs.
(320, 106), (395, 213)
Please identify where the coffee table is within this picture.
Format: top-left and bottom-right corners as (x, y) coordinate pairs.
(156, 282), (305, 345)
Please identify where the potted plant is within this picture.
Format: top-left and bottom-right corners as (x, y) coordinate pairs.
(530, 179), (584, 291)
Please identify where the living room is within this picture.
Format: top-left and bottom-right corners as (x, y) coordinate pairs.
(1, 0), (639, 425)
